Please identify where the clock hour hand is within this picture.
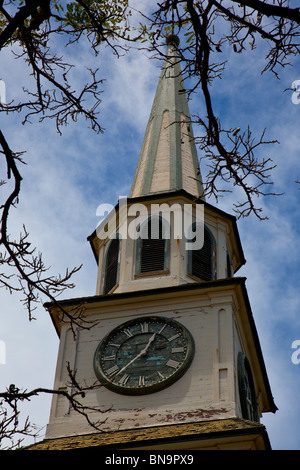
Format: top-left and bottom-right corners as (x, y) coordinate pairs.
(116, 333), (157, 376)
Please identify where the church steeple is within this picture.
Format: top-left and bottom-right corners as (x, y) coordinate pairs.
(130, 35), (204, 199)
(32, 33), (276, 452)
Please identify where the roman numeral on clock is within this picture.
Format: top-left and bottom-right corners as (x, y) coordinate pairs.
(106, 364), (119, 377)
(166, 359), (180, 369)
(103, 354), (116, 361)
(140, 322), (149, 333)
(171, 347), (184, 353)
(168, 333), (180, 342)
(118, 374), (130, 385)
(123, 328), (133, 337)
(138, 376), (145, 386)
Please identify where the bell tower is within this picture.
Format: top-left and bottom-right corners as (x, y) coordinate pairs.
(31, 36), (276, 450)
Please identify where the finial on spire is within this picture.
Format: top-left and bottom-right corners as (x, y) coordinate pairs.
(166, 34), (180, 47)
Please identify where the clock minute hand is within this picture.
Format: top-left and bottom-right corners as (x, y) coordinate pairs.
(116, 353), (142, 376)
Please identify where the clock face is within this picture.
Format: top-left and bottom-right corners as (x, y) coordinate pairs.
(93, 316), (195, 395)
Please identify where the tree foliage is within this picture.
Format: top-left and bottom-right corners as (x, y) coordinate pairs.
(0, 0), (299, 448)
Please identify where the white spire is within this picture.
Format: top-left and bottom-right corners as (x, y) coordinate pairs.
(130, 36), (204, 199)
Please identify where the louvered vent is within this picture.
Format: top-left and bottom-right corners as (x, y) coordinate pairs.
(140, 218), (165, 273)
(226, 252), (232, 277)
(191, 227), (215, 281)
(104, 238), (119, 294)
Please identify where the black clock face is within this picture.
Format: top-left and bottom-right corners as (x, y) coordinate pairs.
(93, 316), (195, 395)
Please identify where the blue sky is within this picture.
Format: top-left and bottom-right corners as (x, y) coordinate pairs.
(1, 2), (300, 450)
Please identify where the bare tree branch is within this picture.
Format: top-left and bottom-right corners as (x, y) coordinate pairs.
(0, 363), (110, 449)
(142, 0), (299, 218)
(1, 0), (299, 446)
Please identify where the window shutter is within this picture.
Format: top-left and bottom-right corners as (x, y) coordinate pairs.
(104, 238), (119, 294)
(140, 218), (165, 273)
(191, 226), (215, 281)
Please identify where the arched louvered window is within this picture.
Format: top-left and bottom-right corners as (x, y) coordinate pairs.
(136, 216), (169, 275)
(226, 251), (232, 278)
(188, 224), (216, 281)
(103, 237), (120, 294)
(237, 352), (259, 422)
